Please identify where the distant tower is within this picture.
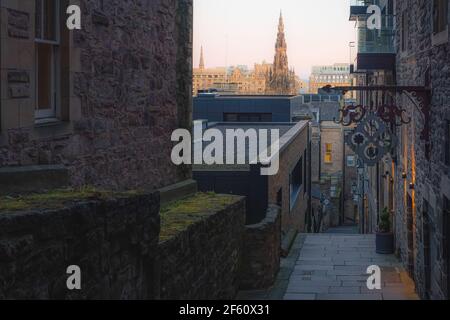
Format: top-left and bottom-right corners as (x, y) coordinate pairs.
(267, 11), (296, 95)
(199, 46), (205, 70)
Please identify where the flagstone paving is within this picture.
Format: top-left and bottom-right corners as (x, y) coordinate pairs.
(283, 233), (419, 300)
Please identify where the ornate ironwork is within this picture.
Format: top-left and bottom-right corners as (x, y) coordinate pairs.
(323, 84), (431, 160)
(334, 104), (366, 126)
(376, 104), (411, 127)
(345, 113), (398, 167)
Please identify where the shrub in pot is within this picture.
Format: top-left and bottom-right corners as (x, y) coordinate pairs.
(376, 207), (394, 254)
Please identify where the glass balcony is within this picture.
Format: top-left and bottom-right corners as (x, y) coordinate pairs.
(349, 0), (395, 54)
(357, 17), (395, 54)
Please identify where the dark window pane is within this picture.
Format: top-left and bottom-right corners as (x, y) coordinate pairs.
(43, 0), (57, 41)
(35, 0), (42, 38)
(36, 43), (53, 112)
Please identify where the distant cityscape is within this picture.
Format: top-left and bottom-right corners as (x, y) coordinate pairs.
(193, 13), (353, 98)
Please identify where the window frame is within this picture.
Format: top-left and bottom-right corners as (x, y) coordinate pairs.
(35, 0), (61, 120)
(324, 143), (333, 164)
(289, 157), (303, 211)
(432, 0), (449, 46)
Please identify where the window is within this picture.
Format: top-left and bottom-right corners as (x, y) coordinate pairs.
(276, 188), (283, 208)
(224, 113), (272, 123)
(35, 0), (60, 119)
(325, 143), (333, 164)
(445, 120), (450, 166)
(433, 0), (449, 34)
(303, 149), (307, 194)
(347, 155), (356, 167)
(290, 157), (303, 209)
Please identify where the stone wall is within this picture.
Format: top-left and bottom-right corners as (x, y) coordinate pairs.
(0, 0), (193, 191)
(394, 0), (450, 300)
(0, 192), (160, 299)
(239, 205), (281, 290)
(158, 197), (246, 300)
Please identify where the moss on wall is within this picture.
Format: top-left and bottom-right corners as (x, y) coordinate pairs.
(0, 187), (141, 212)
(160, 192), (239, 241)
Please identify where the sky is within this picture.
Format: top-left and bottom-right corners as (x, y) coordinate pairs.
(193, 0), (356, 79)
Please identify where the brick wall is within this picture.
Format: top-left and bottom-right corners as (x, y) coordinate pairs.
(394, 0), (450, 300)
(268, 122), (310, 238)
(0, 0), (193, 191)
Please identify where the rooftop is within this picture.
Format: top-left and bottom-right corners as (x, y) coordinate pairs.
(193, 121), (310, 172)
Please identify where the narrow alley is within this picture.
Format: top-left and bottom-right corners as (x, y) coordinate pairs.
(283, 229), (419, 300)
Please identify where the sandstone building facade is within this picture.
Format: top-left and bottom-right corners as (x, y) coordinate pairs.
(0, 0), (193, 191)
(393, 0), (450, 300)
(350, 0), (450, 299)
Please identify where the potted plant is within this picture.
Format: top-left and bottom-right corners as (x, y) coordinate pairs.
(376, 207), (394, 254)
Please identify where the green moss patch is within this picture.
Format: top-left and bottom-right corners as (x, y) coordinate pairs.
(0, 187), (141, 213)
(160, 192), (239, 242)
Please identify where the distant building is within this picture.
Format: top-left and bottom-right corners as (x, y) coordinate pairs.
(309, 63), (353, 98)
(293, 102), (358, 230)
(193, 94), (303, 123)
(193, 12), (298, 96)
(298, 79), (309, 94)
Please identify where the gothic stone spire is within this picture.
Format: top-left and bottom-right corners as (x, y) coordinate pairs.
(267, 11), (295, 95)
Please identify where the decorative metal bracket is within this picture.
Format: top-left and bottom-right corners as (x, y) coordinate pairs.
(324, 85), (432, 159)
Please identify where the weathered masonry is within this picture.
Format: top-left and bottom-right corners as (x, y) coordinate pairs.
(0, 0), (193, 192)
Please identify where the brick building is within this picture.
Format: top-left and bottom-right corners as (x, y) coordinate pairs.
(0, 0), (193, 192)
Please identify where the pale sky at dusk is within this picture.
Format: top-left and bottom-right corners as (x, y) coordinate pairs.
(193, 0), (356, 79)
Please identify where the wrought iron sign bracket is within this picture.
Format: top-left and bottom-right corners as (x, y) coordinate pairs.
(324, 85), (432, 159)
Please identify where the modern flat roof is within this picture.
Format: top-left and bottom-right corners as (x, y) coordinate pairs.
(193, 121), (310, 172)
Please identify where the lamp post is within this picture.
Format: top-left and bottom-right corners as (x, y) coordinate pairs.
(357, 158), (365, 234)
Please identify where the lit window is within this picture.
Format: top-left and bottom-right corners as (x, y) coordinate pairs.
(35, 0), (60, 119)
(325, 143), (333, 163)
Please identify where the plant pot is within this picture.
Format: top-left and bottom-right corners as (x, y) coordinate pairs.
(376, 232), (394, 254)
